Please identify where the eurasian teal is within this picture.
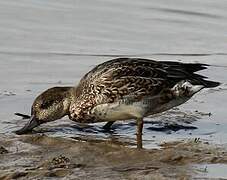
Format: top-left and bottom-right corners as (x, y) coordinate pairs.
(15, 58), (220, 148)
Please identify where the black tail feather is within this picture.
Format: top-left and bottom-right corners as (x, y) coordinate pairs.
(162, 61), (220, 88)
(193, 79), (220, 88)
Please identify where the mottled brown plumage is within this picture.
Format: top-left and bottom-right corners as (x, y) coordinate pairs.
(15, 58), (220, 148)
(68, 58), (218, 123)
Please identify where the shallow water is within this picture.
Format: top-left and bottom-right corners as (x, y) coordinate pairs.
(0, 0), (227, 179)
(195, 164), (227, 179)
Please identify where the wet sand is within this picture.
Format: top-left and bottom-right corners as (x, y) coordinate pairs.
(1, 134), (227, 179)
(1, 0), (227, 179)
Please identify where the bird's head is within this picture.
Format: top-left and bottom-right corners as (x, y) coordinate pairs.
(15, 86), (73, 135)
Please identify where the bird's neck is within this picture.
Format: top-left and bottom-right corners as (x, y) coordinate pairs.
(68, 85), (86, 120)
(60, 86), (75, 117)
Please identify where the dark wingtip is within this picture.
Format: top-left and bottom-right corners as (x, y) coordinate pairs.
(162, 61), (209, 73)
(186, 63), (209, 72)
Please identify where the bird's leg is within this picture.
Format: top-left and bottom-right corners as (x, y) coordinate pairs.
(136, 118), (144, 149)
(103, 121), (115, 130)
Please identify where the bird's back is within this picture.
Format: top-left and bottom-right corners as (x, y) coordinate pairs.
(80, 58), (219, 93)
(70, 58), (219, 123)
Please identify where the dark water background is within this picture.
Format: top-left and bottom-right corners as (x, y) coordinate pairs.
(0, 0), (227, 149)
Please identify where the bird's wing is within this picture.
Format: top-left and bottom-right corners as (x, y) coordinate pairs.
(80, 58), (165, 83)
(76, 57), (219, 106)
(93, 76), (166, 104)
(71, 58), (220, 122)
(77, 59), (169, 105)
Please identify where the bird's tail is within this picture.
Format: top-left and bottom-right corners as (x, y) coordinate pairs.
(162, 61), (220, 88)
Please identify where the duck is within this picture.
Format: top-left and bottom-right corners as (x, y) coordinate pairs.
(15, 58), (220, 148)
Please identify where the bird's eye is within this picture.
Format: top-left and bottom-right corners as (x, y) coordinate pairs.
(40, 99), (55, 109)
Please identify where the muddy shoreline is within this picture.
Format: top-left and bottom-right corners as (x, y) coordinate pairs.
(0, 134), (227, 179)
